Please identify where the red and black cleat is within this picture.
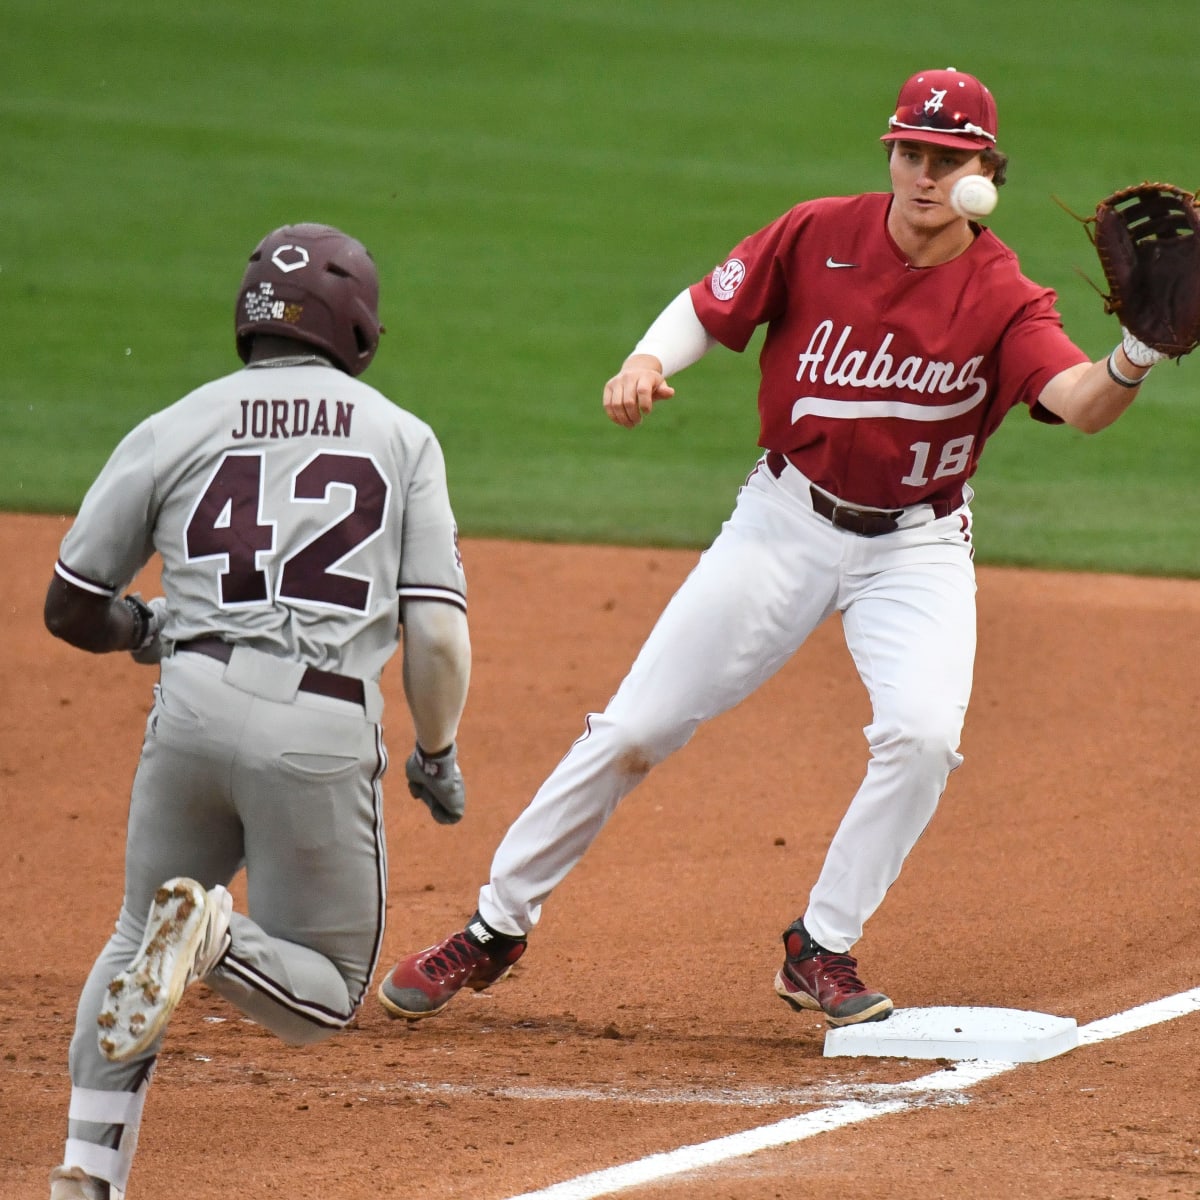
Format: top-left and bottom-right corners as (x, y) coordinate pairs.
(773, 920), (893, 1027)
(378, 915), (526, 1019)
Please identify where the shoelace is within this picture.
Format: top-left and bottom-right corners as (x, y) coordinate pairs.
(808, 952), (867, 994)
(421, 934), (484, 983)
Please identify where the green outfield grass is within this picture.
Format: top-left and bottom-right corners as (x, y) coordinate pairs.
(5, 0), (1199, 574)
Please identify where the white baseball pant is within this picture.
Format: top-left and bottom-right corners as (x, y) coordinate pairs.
(478, 456), (977, 953)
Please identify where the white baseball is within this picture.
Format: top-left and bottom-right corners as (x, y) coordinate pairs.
(949, 174), (998, 219)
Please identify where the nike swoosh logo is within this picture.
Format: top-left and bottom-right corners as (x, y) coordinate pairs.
(825, 257), (859, 269)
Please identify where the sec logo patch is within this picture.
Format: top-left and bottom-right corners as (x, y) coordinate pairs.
(711, 258), (746, 301)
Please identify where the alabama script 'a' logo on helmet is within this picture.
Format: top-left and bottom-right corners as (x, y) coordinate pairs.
(711, 258), (746, 301)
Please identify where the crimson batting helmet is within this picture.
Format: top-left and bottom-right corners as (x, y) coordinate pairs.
(235, 223), (383, 376)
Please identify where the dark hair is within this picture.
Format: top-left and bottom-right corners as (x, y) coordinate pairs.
(884, 142), (1009, 188)
(980, 147), (1009, 187)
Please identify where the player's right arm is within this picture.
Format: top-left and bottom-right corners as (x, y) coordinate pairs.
(400, 599), (470, 759)
(602, 354), (675, 428)
(395, 430), (470, 758)
(603, 289), (717, 428)
(393, 428), (472, 825)
(399, 602), (470, 825)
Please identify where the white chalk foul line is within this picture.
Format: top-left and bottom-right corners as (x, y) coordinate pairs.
(1078, 987), (1200, 1045)
(502, 988), (1200, 1200)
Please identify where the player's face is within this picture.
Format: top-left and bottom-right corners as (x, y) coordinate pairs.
(888, 141), (990, 234)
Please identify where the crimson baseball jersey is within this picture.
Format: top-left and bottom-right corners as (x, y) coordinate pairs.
(690, 192), (1090, 510)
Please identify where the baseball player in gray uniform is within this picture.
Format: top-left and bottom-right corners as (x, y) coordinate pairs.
(45, 223), (470, 1200)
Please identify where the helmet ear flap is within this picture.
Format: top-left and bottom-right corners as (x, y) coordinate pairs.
(235, 224), (382, 375)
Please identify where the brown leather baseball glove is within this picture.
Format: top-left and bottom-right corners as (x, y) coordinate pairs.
(1085, 182), (1200, 359)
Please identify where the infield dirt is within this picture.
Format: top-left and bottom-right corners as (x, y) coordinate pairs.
(3, 511), (1198, 1199)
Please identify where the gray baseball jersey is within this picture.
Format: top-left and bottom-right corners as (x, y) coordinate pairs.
(56, 357), (465, 680)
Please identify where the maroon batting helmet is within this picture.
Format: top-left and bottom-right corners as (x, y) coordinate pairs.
(235, 223), (383, 376)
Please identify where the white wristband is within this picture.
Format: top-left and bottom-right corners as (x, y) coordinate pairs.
(1106, 347), (1147, 389)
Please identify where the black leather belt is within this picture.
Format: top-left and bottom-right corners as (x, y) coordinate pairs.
(765, 451), (958, 537)
(176, 637), (365, 708)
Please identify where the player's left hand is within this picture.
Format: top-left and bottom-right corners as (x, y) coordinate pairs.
(1087, 182), (1200, 361)
(603, 354), (675, 428)
(406, 742), (466, 825)
(1121, 326), (1170, 370)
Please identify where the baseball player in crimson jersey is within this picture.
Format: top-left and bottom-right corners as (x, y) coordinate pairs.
(378, 69), (1172, 1028)
(45, 224), (470, 1200)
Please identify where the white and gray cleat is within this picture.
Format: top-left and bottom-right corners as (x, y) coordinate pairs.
(97, 877), (232, 1061)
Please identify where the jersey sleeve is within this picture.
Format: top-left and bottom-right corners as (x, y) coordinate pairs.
(55, 420), (159, 595)
(398, 434), (466, 612)
(688, 207), (799, 352)
(997, 289), (1091, 425)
